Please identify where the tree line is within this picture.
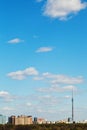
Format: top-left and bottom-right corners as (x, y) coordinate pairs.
(0, 123), (87, 130)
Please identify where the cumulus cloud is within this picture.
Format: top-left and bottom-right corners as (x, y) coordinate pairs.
(7, 67), (39, 80)
(36, 47), (53, 53)
(51, 75), (83, 84)
(0, 91), (15, 102)
(38, 85), (77, 93)
(43, 0), (87, 20)
(8, 38), (24, 44)
(0, 91), (9, 97)
(43, 72), (83, 84)
(7, 67), (83, 85)
(63, 85), (77, 91)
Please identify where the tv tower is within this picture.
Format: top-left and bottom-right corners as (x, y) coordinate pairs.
(72, 89), (74, 122)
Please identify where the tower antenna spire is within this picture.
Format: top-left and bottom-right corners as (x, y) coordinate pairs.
(72, 88), (74, 122)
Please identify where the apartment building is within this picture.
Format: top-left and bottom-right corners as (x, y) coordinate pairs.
(8, 115), (32, 125)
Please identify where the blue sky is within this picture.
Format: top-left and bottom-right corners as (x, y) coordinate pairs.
(0, 0), (87, 121)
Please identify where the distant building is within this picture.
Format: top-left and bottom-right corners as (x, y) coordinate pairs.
(8, 115), (32, 125)
(34, 117), (46, 124)
(0, 114), (6, 124)
(34, 117), (38, 124)
(8, 116), (15, 124)
(56, 118), (70, 124)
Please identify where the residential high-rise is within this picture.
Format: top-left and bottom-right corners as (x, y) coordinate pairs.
(0, 114), (6, 124)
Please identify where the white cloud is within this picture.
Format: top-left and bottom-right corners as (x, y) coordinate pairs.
(37, 94), (70, 109)
(3, 107), (14, 111)
(0, 91), (15, 102)
(43, 72), (56, 78)
(38, 85), (77, 93)
(64, 95), (71, 99)
(26, 102), (32, 107)
(7, 67), (39, 80)
(8, 38), (24, 44)
(63, 85), (77, 91)
(36, 47), (53, 53)
(7, 71), (26, 80)
(33, 76), (44, 80)
(43, 0), (87, 20)
(43, 72), (83, 84)
(51, 76), (83, 84)
(0, 91), (9, 97)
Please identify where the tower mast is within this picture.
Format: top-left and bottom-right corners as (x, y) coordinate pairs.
(72, 88), (74, 122)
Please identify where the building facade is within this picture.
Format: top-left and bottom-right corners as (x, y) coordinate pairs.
(34, 117), (46, 124)
(8, 115), (32, 125)
(0, 114), (6, 124)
